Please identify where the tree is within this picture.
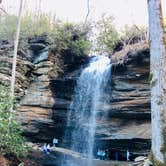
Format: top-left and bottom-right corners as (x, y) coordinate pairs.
(96, 14), (119, 54)
(148, 0), (166, 164)
(10, 0), (23, 111)
(0, 0), (8, 14)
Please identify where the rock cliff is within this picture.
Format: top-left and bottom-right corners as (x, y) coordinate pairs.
(15, 43), (151, 158)
(0, 39), (151, 158)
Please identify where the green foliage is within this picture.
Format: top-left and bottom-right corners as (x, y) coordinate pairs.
(70, 38), (89, 56)
(49, 22), (91, 57)
(0, 12), (53, 39)
(96, 14), (119, 54)
(0, 13), (90, 57)
(0, 85), (27, 157)
(163, 17), (166, 28)
(0, 15), (17, 40)
(149, 72), (153, 81)
(21, 12), (52, 37)
(160, 127), (166, 160)
(149, 152), (165, 166)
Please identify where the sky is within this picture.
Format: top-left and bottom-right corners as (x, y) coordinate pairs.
(1, 0), (166, 30)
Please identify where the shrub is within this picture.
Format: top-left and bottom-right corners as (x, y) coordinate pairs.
(70, 38), (89, 56)
(0, 85), (27, 157)
(49, 22), (91, 57)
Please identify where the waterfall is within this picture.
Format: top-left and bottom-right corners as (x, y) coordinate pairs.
(65, 56), (111, 166)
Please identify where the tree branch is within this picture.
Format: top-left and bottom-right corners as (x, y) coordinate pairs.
(0, 7), (8, 15)
(85, 0), (90, 23)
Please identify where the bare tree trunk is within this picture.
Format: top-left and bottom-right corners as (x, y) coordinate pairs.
(85, 0), (90, 23)
(10, 0), (23, 111)
(148, 0), (166, 164)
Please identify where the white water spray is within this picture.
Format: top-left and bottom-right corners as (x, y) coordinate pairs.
(65, 56), (111, 166)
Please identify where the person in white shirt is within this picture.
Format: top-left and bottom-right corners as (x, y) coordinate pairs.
(126, 150), (130, 161)
(53, 138), (58, 147)
(97, 149), (102, 159)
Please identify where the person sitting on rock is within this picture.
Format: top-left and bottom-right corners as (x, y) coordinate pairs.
(97, 149), (102, 159)
(47, 144), (51, 153)
(42, 143), (48, 154)
(102, 150), (106, 160)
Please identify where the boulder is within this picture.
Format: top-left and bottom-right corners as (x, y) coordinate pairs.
(134, 156), (147, 162)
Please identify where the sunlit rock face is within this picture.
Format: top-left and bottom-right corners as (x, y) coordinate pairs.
(16, 46), (151, 156)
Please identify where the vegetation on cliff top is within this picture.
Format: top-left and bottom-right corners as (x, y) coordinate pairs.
(0, 13), (91, 58)
(0, 11), (148, 57)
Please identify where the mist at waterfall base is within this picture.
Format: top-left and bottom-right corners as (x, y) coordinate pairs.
(61, 56), (112, 166)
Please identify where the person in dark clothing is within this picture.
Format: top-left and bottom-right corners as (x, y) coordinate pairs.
(115, 151), (118, 161)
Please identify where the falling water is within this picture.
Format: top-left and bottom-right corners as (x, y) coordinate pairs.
(65, 56), (111, 166)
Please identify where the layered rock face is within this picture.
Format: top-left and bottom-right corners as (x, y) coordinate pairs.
(109, 48), (150, 137)
(0, 40), (34, 100)
(14, 41), (151, 157)
(52, 48), (151, 156)
(105, 48), (151, 156)
(14, 36), (87, 143)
